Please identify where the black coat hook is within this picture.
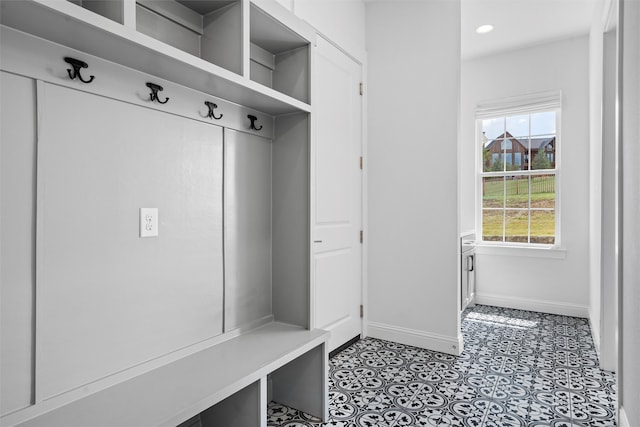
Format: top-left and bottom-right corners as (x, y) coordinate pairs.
(146, 82), (169, 104)
(248, 115), (263, 131)
(204, 101), (223, 120)
(64, 57), (94, 83)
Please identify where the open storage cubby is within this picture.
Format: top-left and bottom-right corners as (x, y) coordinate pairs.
(66, 0), (126, 24)
(50, 0), (313, 110)
(249, 3), (310, 103)
(136, 0), (243, 74)
(197, 380), (262, 427)
(223, 112), (311, 334)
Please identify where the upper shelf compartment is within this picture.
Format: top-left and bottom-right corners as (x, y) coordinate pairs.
(136, 0), (242, 75)
(67, 0), (127, 25)
(250, 2), (310, 104)
(0, 0), (312, 115)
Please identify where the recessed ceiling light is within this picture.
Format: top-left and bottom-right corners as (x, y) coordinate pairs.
(476, 24), (494, 34)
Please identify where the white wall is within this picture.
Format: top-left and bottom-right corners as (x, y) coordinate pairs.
(620, 0), (640, 424)
(274, 0), (293, 10)
(275, 0), (366, 55)
(461, 36), (591, 317)
(366, 0), (462, 354)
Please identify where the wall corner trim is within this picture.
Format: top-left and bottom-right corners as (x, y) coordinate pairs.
(619, 407), (630, 427)
(367, 321), (462, 356)
(588, 312), (602, 357)
(475, 293), (590, 318)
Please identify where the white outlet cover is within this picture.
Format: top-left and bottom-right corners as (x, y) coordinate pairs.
(140, 208), (158, 237)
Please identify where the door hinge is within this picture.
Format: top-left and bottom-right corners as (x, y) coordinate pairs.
(359, 156), (363, 170)
(359, 82), (364, 96)
(360, 230), (363, 243)
(360, 304), (364, 318)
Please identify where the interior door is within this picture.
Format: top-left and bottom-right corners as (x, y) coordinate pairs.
(313, 36), (363, 352)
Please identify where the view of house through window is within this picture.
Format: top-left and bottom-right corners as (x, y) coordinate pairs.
(479, 110), (558, 245)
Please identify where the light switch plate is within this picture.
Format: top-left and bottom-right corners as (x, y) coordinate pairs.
(140, 208), (158, 237)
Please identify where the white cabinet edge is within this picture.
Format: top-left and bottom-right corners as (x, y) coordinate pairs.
(474, 244), (567, 259)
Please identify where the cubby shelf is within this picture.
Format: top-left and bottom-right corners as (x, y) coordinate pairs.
(0, 0), (313, 115)
(249, 2), (310, 103)
(136, 0), (244, 75)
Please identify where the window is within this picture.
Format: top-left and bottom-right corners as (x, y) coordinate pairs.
(477, 93), (560, 246)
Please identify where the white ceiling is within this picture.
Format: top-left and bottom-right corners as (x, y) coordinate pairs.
(461, 0), (598, 60)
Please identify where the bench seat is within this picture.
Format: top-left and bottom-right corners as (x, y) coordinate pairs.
(9, 323), (329, 427)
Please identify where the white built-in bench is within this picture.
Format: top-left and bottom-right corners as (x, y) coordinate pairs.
(8, 324), (329, 427)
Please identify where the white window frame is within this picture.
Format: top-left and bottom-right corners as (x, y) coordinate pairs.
(475, 91), (562, 248)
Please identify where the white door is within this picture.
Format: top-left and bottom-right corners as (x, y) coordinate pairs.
(313, 36), (363, 352)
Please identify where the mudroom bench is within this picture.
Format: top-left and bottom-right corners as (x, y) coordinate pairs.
(7, 324), (329, 427)
(1, 1), (327, 426)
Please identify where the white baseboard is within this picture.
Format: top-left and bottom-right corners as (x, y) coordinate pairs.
(475, 293), (590, 318)
(619, 407), (630, 427)
(588, 311), (601, 356)
(367, 321), (463, 356)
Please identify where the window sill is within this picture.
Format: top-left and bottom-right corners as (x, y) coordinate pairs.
(474, 243), (567, 259)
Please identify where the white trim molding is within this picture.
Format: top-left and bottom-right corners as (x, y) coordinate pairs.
(475, 90), (562, 118)
(475, 244), (567, 259)
(367, 322), (463, 356)
(619, 407), (630, 427)
(588, 312), (601, 358)
(475, 293), (589, 318)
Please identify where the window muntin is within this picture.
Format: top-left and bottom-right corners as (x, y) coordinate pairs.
(479, 110), (558, 246)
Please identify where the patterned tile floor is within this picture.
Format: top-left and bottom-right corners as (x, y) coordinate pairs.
(267, 305), (617, 427)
